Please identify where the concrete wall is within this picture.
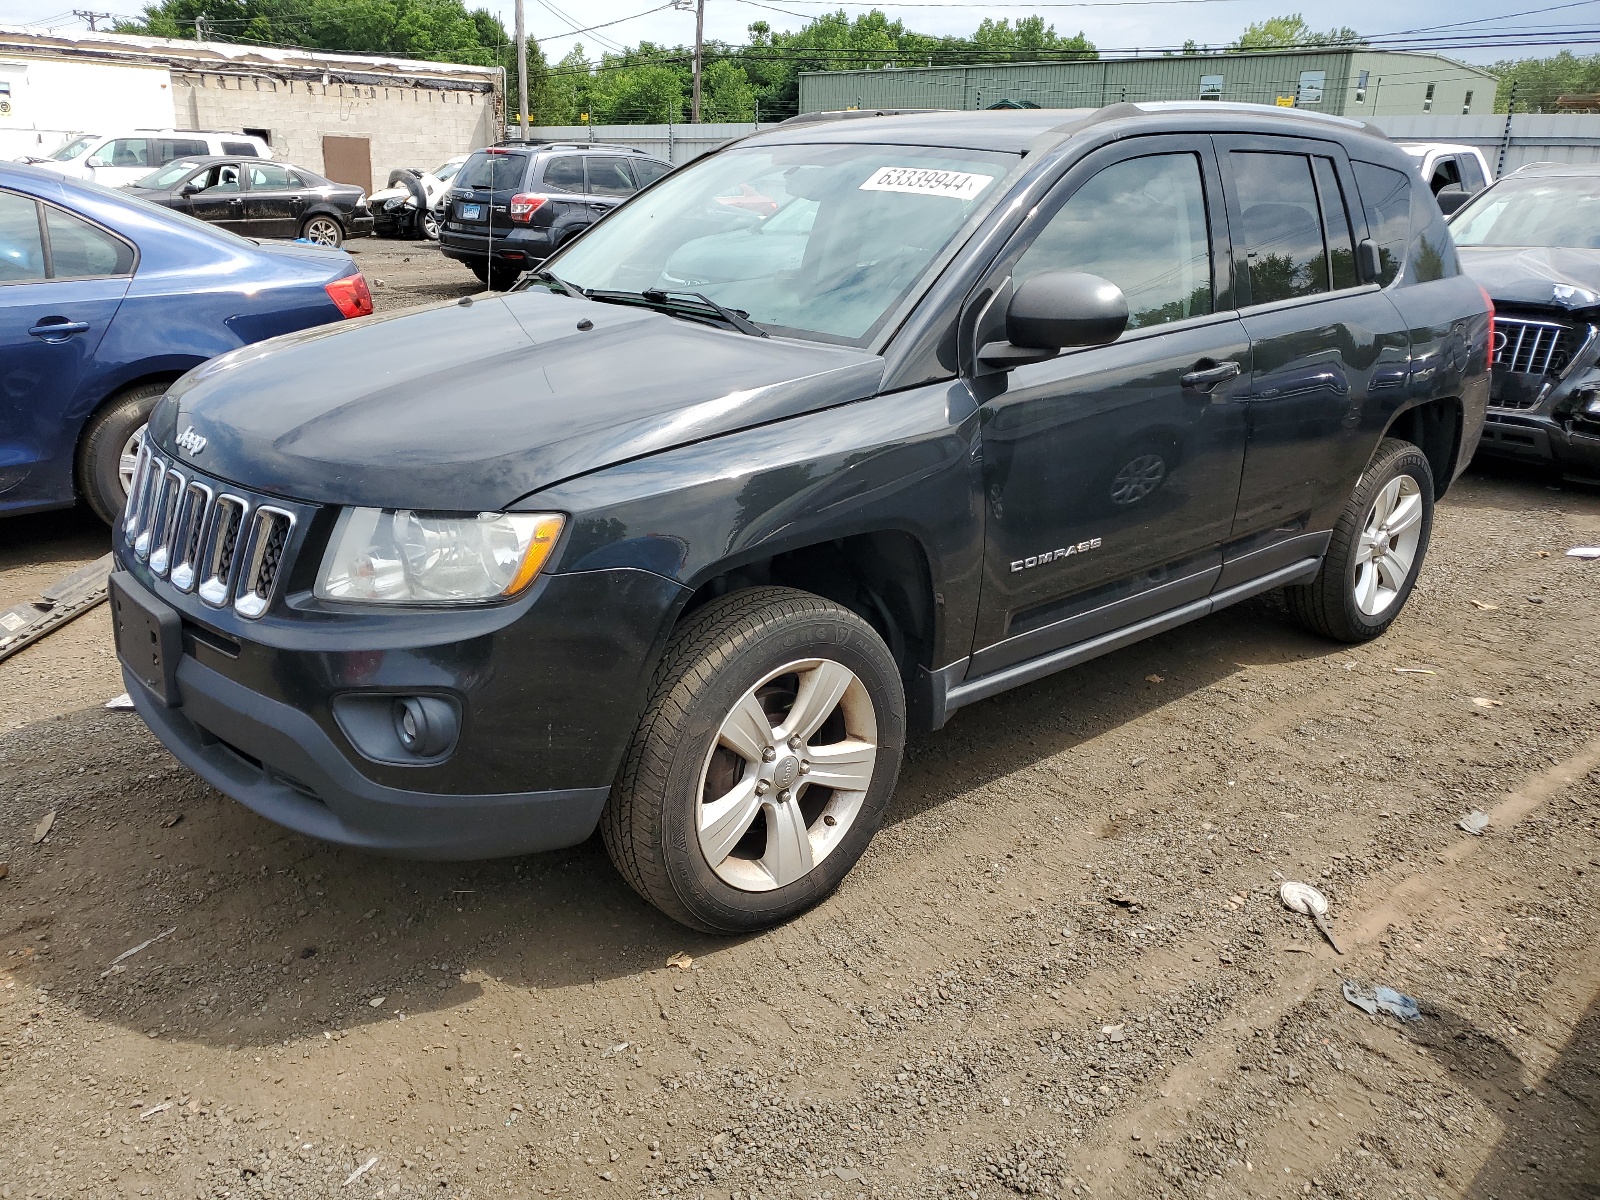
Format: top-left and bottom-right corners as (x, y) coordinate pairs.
(174, 72), (498, 187)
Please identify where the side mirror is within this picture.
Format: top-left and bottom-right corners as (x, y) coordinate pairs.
(980, 271), (1129, 369)
(86, 155), (108, 168)
(1356, 238), (1384, 284)
(180, 181), (203, 196)
(1435, 185), (1471, 215)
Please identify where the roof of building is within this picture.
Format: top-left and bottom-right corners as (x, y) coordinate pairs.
(0, 25), (500, 88)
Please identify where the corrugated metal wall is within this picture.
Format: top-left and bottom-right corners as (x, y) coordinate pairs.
(525, 113), (1600, 179)
(798, 52), (1491, 118)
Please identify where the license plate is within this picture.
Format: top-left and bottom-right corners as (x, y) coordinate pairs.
(110, 571), (182, 707)
(459, 202), (482, 220)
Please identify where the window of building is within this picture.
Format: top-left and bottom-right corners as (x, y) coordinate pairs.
(1356, 69), (1369, 104)
(1424, 83), (1436, 113)
(1230, 151), (1329, 304)
(1298, 70), (1326, 106)
(1199, 74), (1224, 101)
(1463, 90), (1475, 115)
(1017, 153), (1213, 329)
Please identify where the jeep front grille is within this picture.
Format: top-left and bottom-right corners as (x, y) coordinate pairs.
(234, 508), (295, 619)
(124, 446), (300, 619)
(1491, 316), (1573, 410)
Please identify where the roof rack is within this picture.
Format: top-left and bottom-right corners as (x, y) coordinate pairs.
(492, 138), (648, 153)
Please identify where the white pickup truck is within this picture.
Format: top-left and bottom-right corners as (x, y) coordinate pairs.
(1399, 142), (1494, 214)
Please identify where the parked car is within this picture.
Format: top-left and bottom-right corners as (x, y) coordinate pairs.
(371, 155), (468, 240)
(21, 129), (273, 190)
(1450, 162), (1600, 479)
(0, 162), (373, 523)
(112, 102), (1488, 932)
(1400, 142), (1493, 214)
(124, 157), (374, 247)
(439, 143), (671, 288)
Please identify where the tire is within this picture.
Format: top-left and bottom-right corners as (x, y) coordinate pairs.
(487, 266), (521, 291)
(466, 261), (489, 284)
(602, 586), (906, 933)
(77, 381), (168, 526)
(421, 209), (440, 241)
(299, 214), (344, 248)
(1285, 437), (1435, 643)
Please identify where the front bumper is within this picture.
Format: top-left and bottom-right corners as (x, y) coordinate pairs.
(112, 504), (687, 858)
(348, 213), (375, 238)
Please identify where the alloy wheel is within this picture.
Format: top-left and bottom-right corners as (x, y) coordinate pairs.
(118, 424), (146, 499)
(1353, 473), (1423, 616)
(696, 658), (878, 892)
(303, 217), (342, 247)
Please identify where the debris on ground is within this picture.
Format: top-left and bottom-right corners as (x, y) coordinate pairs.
(1279, 881), (1343, 953)
(31, 810), (55, 844)
(0, 553), (112, 664)
(1471, 697), (1504, 709)
(105, 693), (135, 710)
(138, 1101), (173, 1120)
(602, 1041), (630, 1058)
(1393, 666), (1439, 675)
(1145, 674), (1164, 683)
(0, 862), (8, 880)
(1459, 810), (1491, 836)
(368, 996), (386, 1007)
(666, 952), (693, 970)
(343, 1156), (379, 1186)
(1567, 546), (1600, 559)
(101, 927), (176, 977)
(1469, 599), (1499, 610)
(159, 813), (182, 828)
(1342, 981), (1423, 1021)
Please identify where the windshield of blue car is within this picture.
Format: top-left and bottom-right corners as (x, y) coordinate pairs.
(137, 160), (204, 189)
(1451, 174), (1600, 248)
(49, 135), (96, 161)
(545, 143), (1017, 345)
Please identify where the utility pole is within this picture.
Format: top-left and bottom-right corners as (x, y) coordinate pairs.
(673, 0), (705, 123)
(194, 11), (208, 40)
(74, 10), (112, 31)
(514, 0), (529, 140)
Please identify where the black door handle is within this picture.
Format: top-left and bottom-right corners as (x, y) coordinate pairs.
(1180, 360), (1242, 392)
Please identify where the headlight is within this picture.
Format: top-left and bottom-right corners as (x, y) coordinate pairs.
(315, 509), (565, 604)
(383, 197), (403, 211)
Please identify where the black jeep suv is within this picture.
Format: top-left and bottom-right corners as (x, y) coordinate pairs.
(112, 103), (1489, 932)
(439, 142), (672, 289)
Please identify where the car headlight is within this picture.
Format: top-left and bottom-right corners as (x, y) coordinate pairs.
(383, 197), (403, 211)
(315, 509), (565, 604)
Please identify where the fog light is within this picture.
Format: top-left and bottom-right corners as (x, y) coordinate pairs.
(392, 696), (456, 758)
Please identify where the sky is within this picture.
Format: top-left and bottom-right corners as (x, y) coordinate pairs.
(7, 0), (1600, 65)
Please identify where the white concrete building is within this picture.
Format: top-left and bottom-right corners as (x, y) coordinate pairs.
(0, 26), (502, 192)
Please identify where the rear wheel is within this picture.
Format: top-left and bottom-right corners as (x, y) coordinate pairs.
(77, 381), (168, 526)
(420, 209), (440, 241)
(602, 587), (906, 933)
(1285, 437), (1435, 642)
(299, 214), (344, 247)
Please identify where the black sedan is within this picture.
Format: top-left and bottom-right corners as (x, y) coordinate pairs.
(125, 156), (374, 247)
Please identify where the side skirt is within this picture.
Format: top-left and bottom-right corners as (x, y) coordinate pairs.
(923, 556), (1323, 729)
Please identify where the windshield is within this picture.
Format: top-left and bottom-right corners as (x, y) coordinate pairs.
(1451, 175), (1600, 248)
(48, 135), (97, 161)
(548, 143), (1015, 344)
(136, 160), (202, 189)
(435, 160), (462, 184)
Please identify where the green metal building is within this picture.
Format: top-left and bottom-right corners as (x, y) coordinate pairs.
(798, 50), (1496, 119)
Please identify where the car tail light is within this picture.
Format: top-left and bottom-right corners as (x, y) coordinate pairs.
(509, 194), (547, 223)
(326, 273), (374, 319)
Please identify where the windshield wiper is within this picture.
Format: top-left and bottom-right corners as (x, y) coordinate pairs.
(585, 287), (767, 337)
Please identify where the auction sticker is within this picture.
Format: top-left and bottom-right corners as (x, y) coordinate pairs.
(859, 166), (994, 200)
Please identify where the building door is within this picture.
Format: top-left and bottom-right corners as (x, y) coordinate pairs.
(321, 136), (372, 195)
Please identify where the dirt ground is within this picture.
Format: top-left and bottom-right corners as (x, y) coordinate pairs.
(2, 241), (1598, 1200)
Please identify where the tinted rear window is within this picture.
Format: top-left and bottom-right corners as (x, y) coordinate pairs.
(459, 152), (528, 191)
(1353, 162), (1411, 286)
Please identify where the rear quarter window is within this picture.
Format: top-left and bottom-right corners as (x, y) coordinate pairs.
(1408, 184), (1460, 282)
(1352, 161), (1411, 286)
(541, 156), (585, 193)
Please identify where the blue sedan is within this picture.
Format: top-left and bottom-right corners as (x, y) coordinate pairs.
(1, 162), (373, 523)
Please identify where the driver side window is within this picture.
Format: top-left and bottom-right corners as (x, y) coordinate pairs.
(1016, 153), (1214, 330)
(201, 164), (241, 193)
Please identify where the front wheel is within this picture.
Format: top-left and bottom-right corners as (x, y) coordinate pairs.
(602, 587), (906, 933)
(299, 214), (344, 247)
(77, 381), (168, 525)
(420, 209), (440, 241)
(1285, 437), (1435, 642)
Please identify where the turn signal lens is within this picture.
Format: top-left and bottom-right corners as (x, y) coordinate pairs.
(326, 273), (374, 319)
(503, 514), (565, 594)
(508, 193), (547, 223)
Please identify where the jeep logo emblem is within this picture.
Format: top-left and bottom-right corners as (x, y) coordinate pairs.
(175, 426), (207, 455)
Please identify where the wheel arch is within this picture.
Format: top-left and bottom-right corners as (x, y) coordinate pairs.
(71, 367), (194, 475)
(1381, 395), (1463, 499)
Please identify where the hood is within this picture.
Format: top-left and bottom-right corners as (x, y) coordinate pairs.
(151, 290), (883, 511)
(1456, 245), (1600, 311)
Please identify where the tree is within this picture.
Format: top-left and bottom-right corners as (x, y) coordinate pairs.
(1491, 51), (1600, 112)
(537, 43), (592, 125)
(702, 59), (757, 121)
(1230, 14), (1364, 51)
